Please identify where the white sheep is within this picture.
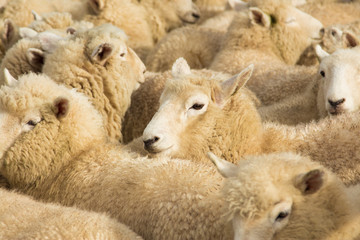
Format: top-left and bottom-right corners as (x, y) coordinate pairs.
(142, 58), (360, 185)
(0, 72), (232, 240)
(1, 189), (142, 239)
(209, 152), (360, 240)
(259, 46), (360, 125)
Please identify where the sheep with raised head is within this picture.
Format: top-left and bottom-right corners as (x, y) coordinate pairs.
(143, 58), (360, 185)
(0, 72), (233, 240)
(209, 0), (323, 105)
(259, 46), (360, 125)
(209, 152), (360, 240)
(1, 189), (142, 240)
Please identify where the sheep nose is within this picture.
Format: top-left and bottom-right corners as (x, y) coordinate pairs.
(328, 98), (345, 107)
(143, 136), (160, 149)
(319, 28), (325, 37)
(192, 13), (200, 19)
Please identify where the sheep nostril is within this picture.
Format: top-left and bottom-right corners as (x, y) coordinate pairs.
(328, 98), (345, 107)
(192, 13), (200, 19)
(143, 136), (160, 149)
(320, 28), (325, 36)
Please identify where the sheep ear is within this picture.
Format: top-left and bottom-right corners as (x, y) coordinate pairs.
(228, 0), (248, 11)
(213, 64), (253, 107)
(19, 27), (38, 39)
(1, 19), (16, 45)
(26, 48), (45, 71)
(89, 0), (105, 13)
(294, 169), (324, 195)
(91, 43), (114, 65)
(343, 31), (359, 48)
(249, 7), (271, 28)
(31, 10), (42, 21)
(53, 97), (70, 119)
(315, 45), (329, 61)
(207, 152), (238, 178)
(4, 68), (18, 87)
(38, 32), (64, 53)
(171, 57), (191, 78)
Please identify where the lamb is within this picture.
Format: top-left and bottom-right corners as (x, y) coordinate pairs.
(142, 58), (360, 185)
(209, 0), (323, 105)
(1, 189), (142, 239)
(40, 24), (145, 142)
(259, 46), (360, 125)
(208, 152), (360, 240)
(85, 0), (200, 60)
(0, 72), (232, 240)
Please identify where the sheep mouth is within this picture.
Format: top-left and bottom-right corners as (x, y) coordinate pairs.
(328, 108), (345, 116)
(145, 145), (173, 154)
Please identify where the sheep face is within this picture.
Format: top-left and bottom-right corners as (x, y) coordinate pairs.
(317, 48), (360, 116)
(0, 72), (104, 185)
(321, 26), (359, 54)
(155, 0), (200, 26)
(143, 59), (253, 157)
(249, 1), (323, 64)
(209, 152), (348, 240)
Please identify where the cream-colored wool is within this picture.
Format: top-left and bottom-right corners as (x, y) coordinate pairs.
(146, 26), (225, 72)
(143, 60), (360, 185)
(0, 0), (90, 27)
(122, 69), (233, 144)
(210, 152), (360, 240)
(0, 189), (142, 240)
(0, 73), (232, 240)
(259, 47), (360, 125)
(299, 2), (360, 27)
(42, 24), (145, 142)
(210, 0), (322, 105)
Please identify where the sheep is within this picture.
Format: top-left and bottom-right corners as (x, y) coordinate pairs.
(121, 68), (235, 144)
(142, 58), (360, 185)
(0, 189), (142, 240)
(259, 46), (360, 125)
(209, 0), (323, 105)
(208, 152), (360, 240)
(145, 26), (226, 72)
(0, 0), (89, 29)
(85, 0), (200, 60)
(40, 24), (145, 142)
(0, 72), (232, 240)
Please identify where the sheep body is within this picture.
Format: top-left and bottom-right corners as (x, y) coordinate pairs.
(0, 189), (142, 240)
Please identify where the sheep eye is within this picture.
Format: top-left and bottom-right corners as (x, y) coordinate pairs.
(120, 53), (126, 57)
(275, 211), (289, 222)
(190, 103), (204, 110)
(26, 120), (38, 126)
(320, 71), (325, 77)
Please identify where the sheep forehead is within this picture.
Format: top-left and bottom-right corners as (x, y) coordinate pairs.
(0, 74), (67, 113)
(224, 153), (321, 219)
(321, 51), (360, 77)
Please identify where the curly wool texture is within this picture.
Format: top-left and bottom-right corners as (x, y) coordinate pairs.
(42, 24), (145, 142)
(223, 152), (360, 239)
(0, 74), (233, 240)
(0, 189), (142, 240)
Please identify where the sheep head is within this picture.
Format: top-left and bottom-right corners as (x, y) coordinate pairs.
(0, 71), (104, 187)
(208, 152), (350, 240)
(247, 0), (323, 64)
(320, 26), (359, 54)
(316, 46), (360, 117)
(142, 58), (260, 161)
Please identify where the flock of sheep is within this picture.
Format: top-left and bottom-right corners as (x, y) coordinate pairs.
(1, 0), (360, 239)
